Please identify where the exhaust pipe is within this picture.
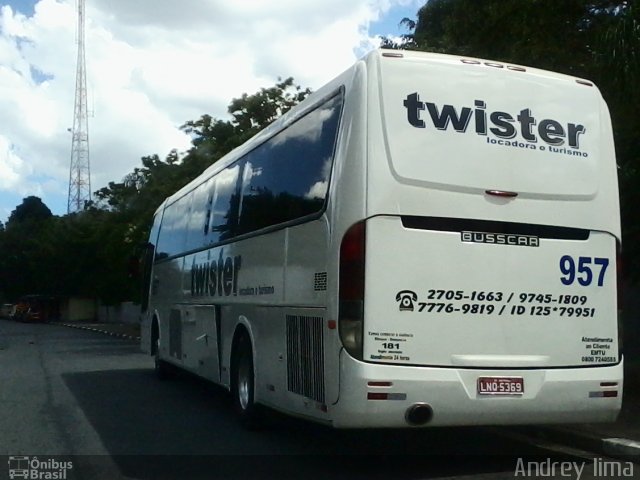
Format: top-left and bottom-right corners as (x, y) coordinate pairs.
(405, 403), (433, 426)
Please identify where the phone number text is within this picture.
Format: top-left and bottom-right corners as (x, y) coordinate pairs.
(426, 290), (590, 306)
(418, 302), (596, 317)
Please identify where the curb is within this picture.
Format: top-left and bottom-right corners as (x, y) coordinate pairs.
(51, 322), (141, 342)
(602, 438), (640, 457)
(528, 426), (640, 460)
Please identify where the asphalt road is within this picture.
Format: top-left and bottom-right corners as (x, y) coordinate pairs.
(0, 320), (634, 480)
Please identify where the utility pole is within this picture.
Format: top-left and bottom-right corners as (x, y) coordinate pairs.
(67, 0), (91, 213)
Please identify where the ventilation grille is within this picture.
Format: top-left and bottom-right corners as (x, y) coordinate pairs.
(314, 272), (327, 291)
(286, 315), (325, 403)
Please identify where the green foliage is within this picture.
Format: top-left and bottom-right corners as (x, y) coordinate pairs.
(0, 78), (311, 304)
(597, 2), (639, 93)
(378, 17), (418, 50)
(411, 0), (610, 75)
(602, 4), (640, 279)
(0, 204), (137, 303)
(7, 196), (52, 228)
(94, 76), (312, 252)
(227, 77), (311, 138)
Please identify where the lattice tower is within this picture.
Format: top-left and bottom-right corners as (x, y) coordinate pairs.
(67, 0), (91, 213)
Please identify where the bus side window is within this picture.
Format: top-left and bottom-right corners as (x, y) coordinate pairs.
(141, 212), (162, 312)
(204, 187), (214, 235)
(157, 195), (191, 257)
(185, 178), (210, 252)
(208, 165), (240, 243)
(237, 93), (343, 235)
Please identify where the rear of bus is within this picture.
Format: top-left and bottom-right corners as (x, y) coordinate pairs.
(334, 50), (621, 428)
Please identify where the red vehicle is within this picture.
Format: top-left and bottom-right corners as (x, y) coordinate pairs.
(13, 295), (60, 322)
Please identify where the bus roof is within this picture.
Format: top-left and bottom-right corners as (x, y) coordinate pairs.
(160, 49), (604, 212)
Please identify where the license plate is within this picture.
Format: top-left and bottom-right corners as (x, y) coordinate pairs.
(477, 376), (524, 396)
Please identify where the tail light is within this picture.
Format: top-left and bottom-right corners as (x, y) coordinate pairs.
(339, 221), (365, 359)
(616, 241), (623, 359)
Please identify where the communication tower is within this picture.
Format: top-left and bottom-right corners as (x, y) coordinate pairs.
(67, 0), (91, 213)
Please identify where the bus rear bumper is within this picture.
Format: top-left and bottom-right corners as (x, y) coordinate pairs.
(330, 351), (623, 428)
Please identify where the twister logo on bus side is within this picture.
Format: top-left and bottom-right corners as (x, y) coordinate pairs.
(403, 93), (589, 157)
(190, 251), (276, 298)
(191, 251), (242, 297)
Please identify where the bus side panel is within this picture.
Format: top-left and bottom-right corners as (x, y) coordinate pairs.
(179, 305), (220, 382)
(214, 230), (286, 388)
(245, 306), (331, 424)
(325, 60), (369, 405)
(154, 257), (185, 364)
(140, 314), (151, 354)
(215, 220), (334, 423)
(284, 220), (330, 307)
(283, 219), (333, 410)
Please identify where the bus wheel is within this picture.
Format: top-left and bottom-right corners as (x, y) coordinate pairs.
(232, 334), (262, 429)
(154, 336), (171, 380)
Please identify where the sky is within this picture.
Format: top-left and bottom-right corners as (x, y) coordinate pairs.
(0, 0), (423, 223)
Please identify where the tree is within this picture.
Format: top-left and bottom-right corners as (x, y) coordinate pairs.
(410, 0), (612, 75)
(227, 77), (311, 134)
(7, 196), (52, 227)
(0, 79), (312, 304)
(181, 77), (311, 159)
(592, 2), (640, 277)
(88, 78), (312, 302)
(0, 197), (55, 299)
(378, 17), (418, 50)
(96, 77), (312, 250)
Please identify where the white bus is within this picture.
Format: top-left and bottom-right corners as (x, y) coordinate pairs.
(140, 49), (622, 428)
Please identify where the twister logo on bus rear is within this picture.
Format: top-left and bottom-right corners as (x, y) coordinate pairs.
(191, 250), (242, 297)
(403, 93), (589, 157)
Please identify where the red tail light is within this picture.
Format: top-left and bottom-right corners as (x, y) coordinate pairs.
(340, 222), (365, 300)
(339, 221), (365, 359)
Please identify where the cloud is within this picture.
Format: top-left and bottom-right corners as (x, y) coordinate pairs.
(0, 0), (411, 219)
(0, 134), (25, 189)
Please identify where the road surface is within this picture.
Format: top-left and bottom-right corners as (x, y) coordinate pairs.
(0, 320), (633, 479)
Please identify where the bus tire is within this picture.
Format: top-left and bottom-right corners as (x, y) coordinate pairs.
(232, 333), (262, 429)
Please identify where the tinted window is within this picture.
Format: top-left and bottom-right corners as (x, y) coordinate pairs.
(205, 164), (241, 244)
(143, 212), (162, 309)
(148, 211), (162, 250)
(155, 92), (342, 257)
(185, 178), (211, 252)
(237, 93), (342, 235)
(156, 194), (191, 258)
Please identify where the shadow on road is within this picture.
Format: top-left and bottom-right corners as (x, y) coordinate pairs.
(62, 368), (566, 479)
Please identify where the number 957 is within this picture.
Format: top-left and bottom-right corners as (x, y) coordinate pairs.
(559, 255), (609, 287)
